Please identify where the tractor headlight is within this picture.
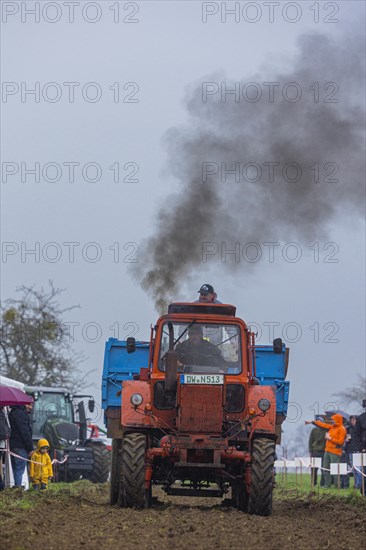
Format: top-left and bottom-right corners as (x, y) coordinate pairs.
(258, 398), (271, 412)
(131, 393), (143, 406)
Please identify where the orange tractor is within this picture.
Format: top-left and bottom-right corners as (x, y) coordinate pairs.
(105, 303), (289, 515)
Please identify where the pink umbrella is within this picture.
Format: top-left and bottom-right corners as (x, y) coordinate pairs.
(0, 385), (34, 406)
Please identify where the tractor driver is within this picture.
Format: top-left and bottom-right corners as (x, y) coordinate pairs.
(175, 325), (223, 369)
(195, 284), (222, 304)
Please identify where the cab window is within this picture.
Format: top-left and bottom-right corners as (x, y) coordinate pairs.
(159, 322), (241, 375)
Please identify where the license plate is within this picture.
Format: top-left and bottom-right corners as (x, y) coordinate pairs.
(180, 374), (224, 385)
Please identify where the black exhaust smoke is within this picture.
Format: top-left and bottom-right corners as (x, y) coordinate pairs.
(134, 26), (365, 312)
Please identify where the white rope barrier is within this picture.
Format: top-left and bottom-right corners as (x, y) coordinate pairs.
(8, 449), (44, 466)
(297, 457), (331, 472)
(277, 456), (366, 477)
(52, 455), (68, 465)
(299, 457), (355, 474)
(5, 446), (68, 465)
(353, 466), (366, 478)
(278, 457), (331, 471)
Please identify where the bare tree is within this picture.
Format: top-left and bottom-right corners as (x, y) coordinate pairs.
(0, 282), (90, 390)
(333, 374), (366, 413)
(281, 423), (309, 459)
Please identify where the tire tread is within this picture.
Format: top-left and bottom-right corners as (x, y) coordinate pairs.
(121, 433), (147, 508)
(248, 438), (275, 516)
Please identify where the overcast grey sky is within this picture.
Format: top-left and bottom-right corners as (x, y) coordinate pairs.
(1, 1), (365, 433)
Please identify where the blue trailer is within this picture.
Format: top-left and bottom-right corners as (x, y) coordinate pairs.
(254, 345), (290, 418)
(102, 339), (150, 423)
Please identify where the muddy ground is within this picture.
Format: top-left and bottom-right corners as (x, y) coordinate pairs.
(1, 484), (365, 550)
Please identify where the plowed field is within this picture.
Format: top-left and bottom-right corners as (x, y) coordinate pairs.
(1, 483), (365, 550)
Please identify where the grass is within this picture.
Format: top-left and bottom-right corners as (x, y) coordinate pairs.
(0, 487), (43, 512)
(1, 475), (364, 513)
(275, 472), (366, 507)
(0, 479), (103, 512)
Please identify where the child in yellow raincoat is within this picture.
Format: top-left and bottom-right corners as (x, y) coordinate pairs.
(29, 438), (53, 490)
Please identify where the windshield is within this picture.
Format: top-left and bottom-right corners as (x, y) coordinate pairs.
(159, 322), (241, 374)
(31, 393), (74, 438)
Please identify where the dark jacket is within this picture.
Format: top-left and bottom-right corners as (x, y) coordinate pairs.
(354, 412), (366, 451)
(309, 426), (327, 454)
(9, 406), (33, 453)
(344, 424), (359, 454)
(0, 407), (11, 440)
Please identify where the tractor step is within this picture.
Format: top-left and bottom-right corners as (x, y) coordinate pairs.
(165, 487), (223, 497)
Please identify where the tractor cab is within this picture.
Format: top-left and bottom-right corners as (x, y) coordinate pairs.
(29, 387), (75, 441)
(149, 303), (252, 424)
(159, 314), (242, 374)
(26, 386), (109, 483)
(155, 303), (248, 376)
(27, 386), (96, 444)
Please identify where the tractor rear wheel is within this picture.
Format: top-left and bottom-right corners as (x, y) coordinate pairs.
(120, 432), (150, 508)
(248, 438), (275, 516)
(110, 439), (122, 505)
(85, 442), (111, 483)
(117, 442), (125, 508)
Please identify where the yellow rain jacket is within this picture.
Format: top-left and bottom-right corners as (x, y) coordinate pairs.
(29, 438), (53, 483)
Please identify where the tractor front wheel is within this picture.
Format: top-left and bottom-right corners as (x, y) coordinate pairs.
(120, 432), (150, 508)
(248, 438), (275, 516)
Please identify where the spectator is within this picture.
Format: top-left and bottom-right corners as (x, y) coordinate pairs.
(354, 401), (366, 452)
(305, 413), (347, 488)
(308, 418), (327, 486)
(0, 455), (4, 491)
(354, 400), (366, 495)
(9, 403), (34, 487)
(341, 416), (359, 489)
(0, 406), (11, 491)
(29, 438), (53, 491)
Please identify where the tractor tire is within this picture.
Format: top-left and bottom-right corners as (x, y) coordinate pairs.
(110, 439), (122, 505)
(248, 438), (275, 516)
(117, 444), (125, 508)
(121, 432), (150, 508)
(86, 442), (111, 483)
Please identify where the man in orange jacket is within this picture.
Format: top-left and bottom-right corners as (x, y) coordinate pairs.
(305, 414), (347, 488)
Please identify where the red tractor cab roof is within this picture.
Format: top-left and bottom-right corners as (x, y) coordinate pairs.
(167, 302), (236, 317)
